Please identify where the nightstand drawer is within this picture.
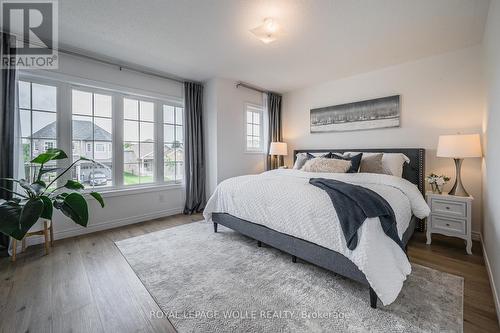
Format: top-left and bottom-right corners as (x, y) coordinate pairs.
(431, 215), (466, 234)
(431, 199), (467, 218)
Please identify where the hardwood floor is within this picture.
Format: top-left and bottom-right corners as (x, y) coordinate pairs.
(0, 215), (498, 332)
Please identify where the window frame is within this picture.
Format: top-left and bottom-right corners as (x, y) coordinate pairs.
(122, 95), (158, 186)
(19, 71), (184, 193)
(162, 104), (184, 183)
(18, 77), (61, 187)
(244, 103), (265, 154)
(70, 86), (115, 188)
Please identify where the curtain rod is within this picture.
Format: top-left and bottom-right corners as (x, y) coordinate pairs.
(236, 82), (267, 94)
(236, 82), (281, 96)
(59, 48), (191, 85)
(3, 31), (197, 85)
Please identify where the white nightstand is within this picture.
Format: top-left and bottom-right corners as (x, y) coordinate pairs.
(426, 192), (473, 255)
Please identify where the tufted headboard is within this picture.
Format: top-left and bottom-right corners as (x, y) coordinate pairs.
(293, 148), (426, 195)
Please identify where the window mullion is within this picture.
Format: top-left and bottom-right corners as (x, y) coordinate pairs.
(114, 94), (124, 186)
(57, 82), (72, 187)
(156, 102), (163, 183)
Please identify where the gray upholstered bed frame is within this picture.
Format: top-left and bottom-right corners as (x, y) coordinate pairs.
(212, 148), (425, 309)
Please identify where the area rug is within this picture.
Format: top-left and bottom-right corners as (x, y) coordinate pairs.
(115, 222), (463, 333)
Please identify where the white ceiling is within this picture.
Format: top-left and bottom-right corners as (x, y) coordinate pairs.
(58, 0), (491, 92)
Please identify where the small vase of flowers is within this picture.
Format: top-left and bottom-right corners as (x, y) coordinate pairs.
(426, 173), (451, 194)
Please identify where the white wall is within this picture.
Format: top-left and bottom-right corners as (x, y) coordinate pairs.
(203, 78), (267, 196)
(25, 53), (185, 244)
(482, 0), (500, 320)
(283, 46), (485, 233)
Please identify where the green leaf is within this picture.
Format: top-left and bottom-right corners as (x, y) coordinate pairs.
(64, 180), (85, 190)
(90, 192), (105, 208)
(31, 149), (68, 164)
(56, 193), (88, 227)
(39, 195), (53, 220)
(0, 201), (24, 240)
(19, 198), (44, 232)
(19, 179), (36, 197)
(0, 199), (44, 240)
(31, 180), (46, 195)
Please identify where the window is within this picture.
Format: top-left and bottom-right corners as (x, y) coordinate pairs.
(245, 104), (263, 152)
(72, 89), (113, 187)
(19, 73), (183, 191)
(163, 105), (184, 182)
(95, 143), (105, 152)
(44, 141), (54, 150)
(18, 80), (58, 185)
(123, 98), (155, 185)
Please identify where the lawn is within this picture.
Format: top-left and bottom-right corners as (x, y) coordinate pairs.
(124, 172), (153, 185)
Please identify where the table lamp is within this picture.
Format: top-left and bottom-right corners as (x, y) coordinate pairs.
(269, 142), (288, 168)
(436, 134), (482, 197)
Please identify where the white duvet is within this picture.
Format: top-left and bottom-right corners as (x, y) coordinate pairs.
(203, 169), (430, 305)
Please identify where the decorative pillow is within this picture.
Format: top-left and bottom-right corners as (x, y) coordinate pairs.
(358, 153), (385, 174)
(330, 153), (363, 173)
(301, 158), (351, 173)
(345, 152), (410, 177)
(293, 152), (330, 170)
(382, 153), (410, 177)
(293, 153), (310, 170)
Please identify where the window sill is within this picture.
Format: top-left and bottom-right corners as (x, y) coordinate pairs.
(85, 182), (184, 198)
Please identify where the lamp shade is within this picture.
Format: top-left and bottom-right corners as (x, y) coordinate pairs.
(437, 134), (482, 158)
(269, 142), (288, 156)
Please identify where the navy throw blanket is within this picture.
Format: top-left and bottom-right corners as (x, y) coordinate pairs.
(309, 178), (404, 251)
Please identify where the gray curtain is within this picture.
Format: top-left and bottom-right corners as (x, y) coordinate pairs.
(183, 82), (205, 214)
(266, 93), (283, 170)
(0, 33), (17, 254)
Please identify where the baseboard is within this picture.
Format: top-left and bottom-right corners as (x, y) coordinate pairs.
(23, 207), (184, 247)
(480, 233), (500, 328)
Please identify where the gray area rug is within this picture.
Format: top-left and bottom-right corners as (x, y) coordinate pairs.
(115, 222), (463, 333)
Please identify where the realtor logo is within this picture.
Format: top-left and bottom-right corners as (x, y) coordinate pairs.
(1, 0), (58, 68)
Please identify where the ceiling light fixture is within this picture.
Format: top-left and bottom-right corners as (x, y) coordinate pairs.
(250, 18), (283, 44)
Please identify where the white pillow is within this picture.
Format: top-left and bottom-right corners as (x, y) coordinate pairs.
(345, 152), (410, 177)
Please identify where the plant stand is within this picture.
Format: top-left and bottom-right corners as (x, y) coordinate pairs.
(11, 219), (54, 262)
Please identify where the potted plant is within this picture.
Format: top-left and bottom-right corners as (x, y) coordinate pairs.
(426, 173), (451, 194)
(0, 149), (105, 241)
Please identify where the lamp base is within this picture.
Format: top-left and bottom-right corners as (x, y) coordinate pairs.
(448, 158), (470, 197)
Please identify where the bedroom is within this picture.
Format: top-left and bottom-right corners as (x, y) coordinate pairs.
(0, 0), (499, 332)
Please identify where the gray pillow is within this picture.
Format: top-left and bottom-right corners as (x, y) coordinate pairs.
(293, 153), (309, 170)
(359, 153), (385, 174)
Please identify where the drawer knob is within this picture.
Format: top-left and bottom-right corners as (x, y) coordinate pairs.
(446, 206), (450, 210)
(446, 223), (450, 227)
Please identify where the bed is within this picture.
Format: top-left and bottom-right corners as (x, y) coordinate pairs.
(204, 148), (428, 308)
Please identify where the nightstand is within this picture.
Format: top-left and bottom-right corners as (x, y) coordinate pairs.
(426, 192), (473, 255)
